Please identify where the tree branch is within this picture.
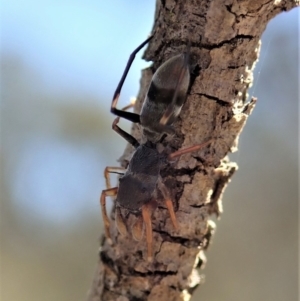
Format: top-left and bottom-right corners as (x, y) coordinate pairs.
(87, 1), (299, 300)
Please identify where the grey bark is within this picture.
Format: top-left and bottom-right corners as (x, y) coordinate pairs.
(87, 0), (299, 300)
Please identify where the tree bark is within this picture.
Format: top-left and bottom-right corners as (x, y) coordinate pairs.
(88, 1), (298, 300)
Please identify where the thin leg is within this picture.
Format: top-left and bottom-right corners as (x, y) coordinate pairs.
(112, 100), (140, 147)
(132, 215), (144, 241)
(115, 207), (128, 236)
(112, 116), (140, 148)
(111, 36), (153, 123)
(168, 139), (212, 160)
(157, 177), (178, 230)
(165, 199), (179, 230)
(121, 99), (136, 112)
(100, 187), (118, 241)
(142, 203), (153, 261)
(104, 166), (126, 189)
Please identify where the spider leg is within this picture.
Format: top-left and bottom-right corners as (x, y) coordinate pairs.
(115, 207), (128, 236)
(165, 199), (179, 230)
(111, 100), (140, 147)
(112, 116), (140, 148)
(111, 36), (153, 123)
(104, 166), (126, 189)
(168, 139), (212, 160)
(132, 215), (144, 241)
(141, 203), (153, 261)
(100, 187), (118, 242)
(157, 177), (179, 230)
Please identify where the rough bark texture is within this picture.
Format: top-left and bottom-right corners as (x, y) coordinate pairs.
(88, 1), (299, 300)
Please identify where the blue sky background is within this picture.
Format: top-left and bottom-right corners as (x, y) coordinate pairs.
(2, 1), (155, 99)
(2, 1), (156, 224)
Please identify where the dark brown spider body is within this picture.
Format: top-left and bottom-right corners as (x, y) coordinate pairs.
(100, 36), (211, 260)
(116, 142), (160, 212)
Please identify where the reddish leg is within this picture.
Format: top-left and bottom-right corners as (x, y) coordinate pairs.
(142, 203), (153, 261)
(100, 187), (118, 241)
(115, 207), (128, 236)
(132, 215), (144, 241)
(120, 99), (136, 112)
(158, 177), (179, 230)
(104, 166), (126, 189)
(168, 139), (212, 160)
(165, 199), (179, 230)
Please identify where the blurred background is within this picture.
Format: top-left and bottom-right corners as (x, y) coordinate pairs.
(1, 1), (298, 301)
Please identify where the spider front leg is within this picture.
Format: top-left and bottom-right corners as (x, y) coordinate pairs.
(111, 36), (153, 123)
(112, 101), (140, 148)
